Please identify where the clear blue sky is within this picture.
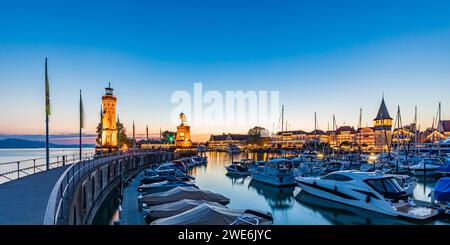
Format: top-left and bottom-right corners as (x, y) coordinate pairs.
(1, 0), (450, 141)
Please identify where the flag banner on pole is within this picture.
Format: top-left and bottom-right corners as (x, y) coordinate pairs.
(45, 58), (50, 117)
(80, 90), (85, 129)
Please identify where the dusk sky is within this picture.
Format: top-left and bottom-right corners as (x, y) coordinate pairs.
(1, 0), (450, 142)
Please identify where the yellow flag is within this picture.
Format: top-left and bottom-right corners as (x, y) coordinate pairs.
(45, 58), (50, 117)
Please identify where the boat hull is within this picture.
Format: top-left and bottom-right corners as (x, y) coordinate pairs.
(251, 172), (296, 187)
(296, 180), (399, 217)
(296, 179), (438, 220)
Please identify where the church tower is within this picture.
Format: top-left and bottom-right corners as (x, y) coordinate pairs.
(101, 83), (118, 149)
(373, 95), (393, 152)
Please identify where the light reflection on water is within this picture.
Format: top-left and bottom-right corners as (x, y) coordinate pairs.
(191, 152), (450, 225)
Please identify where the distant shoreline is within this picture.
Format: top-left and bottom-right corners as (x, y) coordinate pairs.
(0, 146), (96, 149)
(0, 138), (95, 149)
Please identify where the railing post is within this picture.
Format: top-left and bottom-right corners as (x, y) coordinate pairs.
(33, 159), (36, 174)
(62, 155), (66, 166)
(57, 156), (59, 167)
(17, 161), (20, 179)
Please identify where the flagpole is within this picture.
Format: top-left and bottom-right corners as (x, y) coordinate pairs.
(79, 89), (83, 161)
(45, 58), (50, 170)
(46, 115), (49, 170)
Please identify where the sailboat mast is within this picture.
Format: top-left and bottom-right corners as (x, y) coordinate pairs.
(281, 105), (284, 132)
(314, 112), (317, 150)
(414, 106), (418, 156)
(438, 102), (442, 155)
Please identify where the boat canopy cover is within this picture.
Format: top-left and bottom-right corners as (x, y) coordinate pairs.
(435, 177), (450, 202)
(146, 199), (224, 220)
(142, 187), (230, 205)
(151, 203), (269, 225)
(437, 163), (450, 174)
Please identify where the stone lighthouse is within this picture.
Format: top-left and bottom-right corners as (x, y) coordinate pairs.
(101, 83), (118, 150)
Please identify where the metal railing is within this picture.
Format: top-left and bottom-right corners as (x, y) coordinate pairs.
(44, 149), (165, 225)
(0, 152), (96, 184)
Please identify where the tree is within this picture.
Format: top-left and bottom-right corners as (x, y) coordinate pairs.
(96, 121), (130, 149)
(248, 126), (266, 136)
(247, 126), (268, 146)
(161, 131), (176, 143)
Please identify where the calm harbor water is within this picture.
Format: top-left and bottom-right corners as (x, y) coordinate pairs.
(189, 152), (450, 225)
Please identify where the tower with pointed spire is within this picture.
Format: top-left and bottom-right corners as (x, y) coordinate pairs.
(101, 83), (118, 149)
(373, 95), (393, 152)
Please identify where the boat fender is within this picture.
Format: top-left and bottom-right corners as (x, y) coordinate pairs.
(333, 185), (337, 192)
(312, 181), (316, 186)
(365, 195), (371, 203)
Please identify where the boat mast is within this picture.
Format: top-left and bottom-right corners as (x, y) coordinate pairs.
(314, 112), (317, 150)
(438, 102), (442, 156)
(281, 105), (284, 132)
(413, 106), (418, 156)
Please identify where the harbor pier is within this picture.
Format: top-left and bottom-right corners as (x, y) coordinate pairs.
(0, 150), (195, 225)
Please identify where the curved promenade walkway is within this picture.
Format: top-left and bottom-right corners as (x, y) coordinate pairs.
(0, 166), (69, 224)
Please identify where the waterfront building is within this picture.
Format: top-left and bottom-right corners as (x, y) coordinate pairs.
(373, 96), (393, 152)
(392, 127), (415, 144)
(100, 83), (118, 150)
(427, 120), (450, 142)
(420, 128), (433, 143)
(307, 130), (328, 144)
(207, 133), (248, 151)
(175, 113), (193, 148)
(327, 130), (338, 149)
(355, 127), (375, 152)
(335, 126), (356, 147)
(270, 130), (308, 148)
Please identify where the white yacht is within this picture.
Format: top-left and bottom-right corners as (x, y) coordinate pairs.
(296, 170), (438, 220)
(225, 164), (250, 176)
(385, 174), (418, 195)
(250, 158), (296, 186)
(291, 157), (323, 176)
(410, 158), (444, 176)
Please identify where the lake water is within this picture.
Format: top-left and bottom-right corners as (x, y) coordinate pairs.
(189, 152), (450, 225)
(0, 148), (95, 184)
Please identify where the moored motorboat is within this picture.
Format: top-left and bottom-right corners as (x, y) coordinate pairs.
(436, 162), (450, 177)
(296, 170), (439, 220)
(150, 203), (273, 225)
(144, 199), (225, 223)
(141, 186), (230, 206)
(430, 177), (450, 215)
(410, 158), (444, 176)
(250, 158), (296, 186)
(225, 164), (250, 176)
(138, 180), (198, 194)
(140, 174), (194, 184)
(385, 174), (418, 195)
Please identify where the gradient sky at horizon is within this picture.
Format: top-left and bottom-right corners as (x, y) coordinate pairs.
(1, 0), (450, 142)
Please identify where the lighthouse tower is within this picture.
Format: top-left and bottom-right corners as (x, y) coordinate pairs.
(373, 96), (393, 152)
(101, 83), (118, 149)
